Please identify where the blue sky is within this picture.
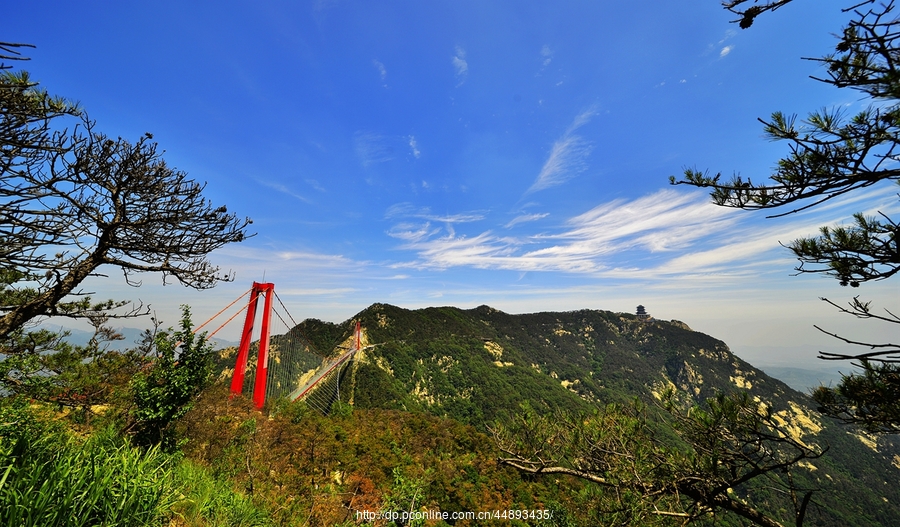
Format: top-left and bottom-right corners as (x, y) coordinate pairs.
(7, 1), (898, 368)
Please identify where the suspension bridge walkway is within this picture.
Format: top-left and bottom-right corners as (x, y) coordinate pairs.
(192, 282), (363, 412)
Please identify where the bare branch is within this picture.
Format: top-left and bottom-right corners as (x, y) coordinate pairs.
(497, 459), (613, 486)
(820, 296), (900, 324)
(814, 324), (900, 361)
(722, 0), (798, 29)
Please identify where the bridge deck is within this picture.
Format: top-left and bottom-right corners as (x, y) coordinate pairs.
(288, 346), (357, 401)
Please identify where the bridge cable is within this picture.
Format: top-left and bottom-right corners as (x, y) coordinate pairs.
(272, 290), (298, 327)
(271, 290), (329, 358)
(193, 287), (252, 335)
(266, 300), (314, 403)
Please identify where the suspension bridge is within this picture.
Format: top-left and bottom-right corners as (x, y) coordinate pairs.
(192, 282), (365, 413)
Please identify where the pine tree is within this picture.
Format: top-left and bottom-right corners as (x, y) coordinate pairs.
(672, 1), (900, 431)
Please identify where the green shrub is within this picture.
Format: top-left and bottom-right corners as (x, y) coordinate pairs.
(132, 305), (214, 449)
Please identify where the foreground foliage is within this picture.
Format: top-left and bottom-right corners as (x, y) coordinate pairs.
(493, 393), (822, 527)
(813, 360), (900, 434)
(0, 400), (176, 526)
(0, 397), (271, 527)
(178, 385), (526, 526)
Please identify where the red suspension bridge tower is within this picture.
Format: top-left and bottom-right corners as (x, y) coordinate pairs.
(211, 281), (362, 410)
(229, 282), (275, 409)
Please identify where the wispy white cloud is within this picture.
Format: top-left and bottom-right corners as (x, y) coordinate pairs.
(787, 183), (900, 219)
(373, 59), (387, 83)
(387, 190), (699, 272)
(355, 132), (425, 166)
(538, 44), (553, 72)
(256, 179), (312, 203)
(387, 222), (440, 243)
(452, 46), (468, 85)
(385, 204), (487, 250)
(558, 191), (735, 251)
(190, 244), (373, 298)
(386, 188), (888, 279)
(392, 231), (528, 271)
(505, 213), (549, 228)
(305, 179), (326, 192)
(541, 45), (552, 65)
(385, 203), (485, 224)
(707, 29), (737, 58)
(354, 131), (394, 166)
(527, 108), (596, 193)
(274, 250), (356, 264)
(277, 287), (359, 296)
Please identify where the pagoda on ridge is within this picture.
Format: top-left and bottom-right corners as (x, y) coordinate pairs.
(636, 305), (651, 320)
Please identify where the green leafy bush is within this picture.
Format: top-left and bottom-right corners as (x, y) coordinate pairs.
(132, 305), (214, 448)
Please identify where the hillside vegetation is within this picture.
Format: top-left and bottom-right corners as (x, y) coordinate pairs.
(279, 303), (900, 525)
(4, 303), (900, 526)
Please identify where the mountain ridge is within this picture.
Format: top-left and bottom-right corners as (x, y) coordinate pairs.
(280, 302), (900, 525)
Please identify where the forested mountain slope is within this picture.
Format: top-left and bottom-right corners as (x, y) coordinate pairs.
(287, 303), (900, 525)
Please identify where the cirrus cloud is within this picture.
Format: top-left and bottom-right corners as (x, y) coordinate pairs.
(527, 108), (596, 193)
(452, 46), (468, 85)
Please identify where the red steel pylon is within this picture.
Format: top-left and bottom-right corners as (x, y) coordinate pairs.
(229, 281), (275, 409)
